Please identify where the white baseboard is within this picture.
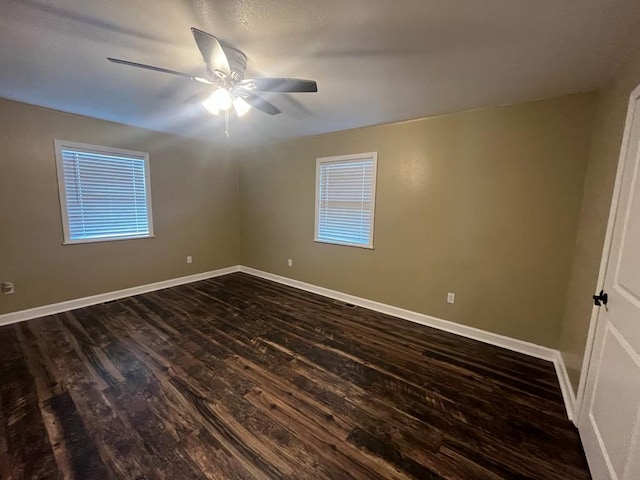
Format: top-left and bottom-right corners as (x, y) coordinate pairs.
(240, 266), (577, 424)
(0, 265), (241, 327)
(239, 267), (557, 360)
(0, 264), (577, 424)
(552, 352), (577, 423)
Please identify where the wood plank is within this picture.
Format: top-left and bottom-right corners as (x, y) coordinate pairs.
(0, 272), (591, 479)
(0, 326), (61, 480)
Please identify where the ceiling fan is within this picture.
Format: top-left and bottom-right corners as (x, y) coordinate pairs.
(107, 27), (318, 121)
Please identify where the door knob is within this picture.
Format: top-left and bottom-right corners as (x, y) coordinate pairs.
(593, 290), (608, 308)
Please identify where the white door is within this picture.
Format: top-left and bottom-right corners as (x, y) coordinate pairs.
(578, 87), (640, 479)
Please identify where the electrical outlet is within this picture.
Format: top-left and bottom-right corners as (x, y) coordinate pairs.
(447, 292), (455, 304)
(1, 282), (14, 295)
(287, 259), (293, 267)
(186, 256), (193, 264)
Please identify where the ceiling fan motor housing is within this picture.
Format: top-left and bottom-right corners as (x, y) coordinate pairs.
(216, 46), (248, 82)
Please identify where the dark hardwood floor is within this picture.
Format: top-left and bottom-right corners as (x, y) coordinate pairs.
(0, 272), (591, 479)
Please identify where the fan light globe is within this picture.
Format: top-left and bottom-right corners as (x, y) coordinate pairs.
(202, 94), (220, 115)
(202, 102), (219, 115)
(233, 97), (251, 117)
(203, 88), (232, 114)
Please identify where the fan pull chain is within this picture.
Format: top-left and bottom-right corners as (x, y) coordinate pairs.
(224, 109), (230, 139)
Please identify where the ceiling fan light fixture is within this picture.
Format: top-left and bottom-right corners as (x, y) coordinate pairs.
(108, 28), (317, 121)
(203, 88), (232, 114)
(233, 96), (251, 117)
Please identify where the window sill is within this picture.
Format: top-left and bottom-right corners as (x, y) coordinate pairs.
(62, 234), (155, 245)
(314, 239), (374, 250)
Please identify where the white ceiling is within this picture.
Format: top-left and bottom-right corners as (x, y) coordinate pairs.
(2, 0), (640, 147)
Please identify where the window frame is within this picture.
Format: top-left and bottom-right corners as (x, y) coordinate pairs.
(314, 152), (378, 249)
(54, 139), (155, 245)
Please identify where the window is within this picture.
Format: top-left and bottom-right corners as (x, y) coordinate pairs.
(315, 152), (377, 249)
(54, 140), (153, 244)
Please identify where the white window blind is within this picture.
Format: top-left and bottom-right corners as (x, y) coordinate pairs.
(315, 152), (377, 248)
(54, 140), (153, 244)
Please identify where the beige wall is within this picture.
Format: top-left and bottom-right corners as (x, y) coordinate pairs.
(559, 39), (640, 392)
(0, 88), (609, 363)
(237, 93), (596, 348)
(0, 99), (240, 314)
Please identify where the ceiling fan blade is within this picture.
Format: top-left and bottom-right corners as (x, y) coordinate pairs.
(241, 93), (281, 115)
(191, 28), (230, 78)
(238, 78), (318, 93)
(107, 58), (214, 84)
(183, 90), (214, 104)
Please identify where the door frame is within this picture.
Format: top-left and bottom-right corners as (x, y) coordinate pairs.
(575, 82), (640, 421)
